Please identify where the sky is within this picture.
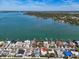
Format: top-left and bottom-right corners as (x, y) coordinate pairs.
(0, 0), (79, 11)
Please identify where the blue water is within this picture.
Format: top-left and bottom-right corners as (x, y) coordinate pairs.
(0, 12), (79, 41)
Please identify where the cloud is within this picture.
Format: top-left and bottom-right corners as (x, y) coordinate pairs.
(0, 0), (79, 11)
(62, 0), (74, 3)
